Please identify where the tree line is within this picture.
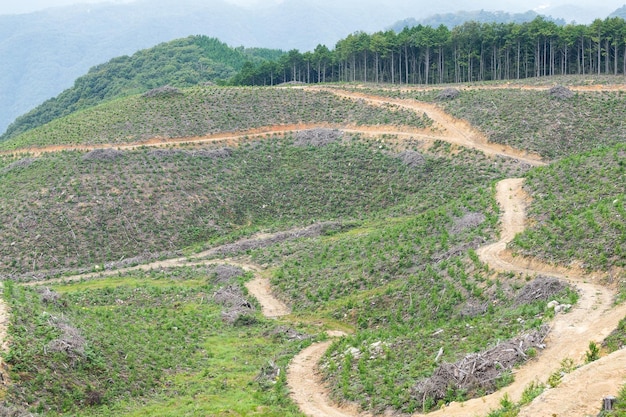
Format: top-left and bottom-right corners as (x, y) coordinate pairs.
(231, 16), (626, 86)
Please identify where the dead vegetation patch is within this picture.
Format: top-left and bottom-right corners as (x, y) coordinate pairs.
(255, 360), (283, 387)
(37, 287), (62, 305)
(433, 237), (486, 264)
(396, 150), (426, 167)
(45, 315), (86, 360)
(147, 147), (233, 159)
(142, 85), (183, 98)
(213, 285), (255, 325)
(205, 222), (343, 258)
(293, 129), (343, 147)
(458, 300), (488, 318)
(82, 148), (124, 161)
(548, 85), (574, 100)
(514, 276), (569, 306)
(449, 212), (486, 235)
(412, 325), (549, 404)
(264, 325), (310, 341)
(437, 88), (460, 101)
(0, 404), (37, 417)
(2, 158), (35, 173)
(205, 264), (245, 284)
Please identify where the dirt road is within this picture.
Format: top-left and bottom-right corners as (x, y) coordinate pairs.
(317, 88), (546, 167)
(425, 179), (626, 417)
(281, 93), (624, 416)
(287, 330), (361, 417)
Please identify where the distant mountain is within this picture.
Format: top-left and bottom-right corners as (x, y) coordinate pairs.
(390, 10), (565, 32)
(0, 0), (619, 135)
(610, 5), (626, 19)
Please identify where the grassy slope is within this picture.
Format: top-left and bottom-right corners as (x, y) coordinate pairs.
(1, 76), (625, 415)
(246, 145), (576, 413)
(0, 137), (435, 278)
(0, 87), (431, 150)
(357, 79), (626, 160)
(0, 35), (282, 143)
(439, 89), (626, 159)
(510, 144), (626, 271)
(3, 267), (306, 416)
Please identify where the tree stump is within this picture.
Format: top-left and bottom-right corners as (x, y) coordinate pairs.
(602, 395), (617, 411)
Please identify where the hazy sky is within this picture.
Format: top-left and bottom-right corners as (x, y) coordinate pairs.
(0, 0), (624, 17)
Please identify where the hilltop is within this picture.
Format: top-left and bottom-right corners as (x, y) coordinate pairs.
(0, 36), (282, 142)
(0, 76), (624, 417)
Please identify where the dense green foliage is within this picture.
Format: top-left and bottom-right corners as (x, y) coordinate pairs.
(233, 17), (626, 86)
(0, 87), (430, 150)
(510, 144), (626, 270)
(2, 268), (306, 416)
(1, 36), (282, 142)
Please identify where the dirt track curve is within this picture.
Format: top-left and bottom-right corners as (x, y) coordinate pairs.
(284, 90), (625, 417)
(1, 87), (624, 416)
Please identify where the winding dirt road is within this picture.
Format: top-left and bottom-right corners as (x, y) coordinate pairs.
(282, 91), (625, 417)
(425, 179), (626, 417)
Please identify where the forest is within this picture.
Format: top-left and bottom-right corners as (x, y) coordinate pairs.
(233, 16), (626, 86)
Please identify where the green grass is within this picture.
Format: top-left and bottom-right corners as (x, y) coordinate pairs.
(0, 86), (432, 150)
(254, 216), (577, 413)
(2, 78), (624, 415)
(485, 381), (546, 417)
(439, 89), (626, 159)
(510, 143), (626, 272)
(2, 267), (307, 416)
(235, 143), (575, 413)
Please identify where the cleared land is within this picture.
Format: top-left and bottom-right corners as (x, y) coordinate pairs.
(0, 80), (624, 416)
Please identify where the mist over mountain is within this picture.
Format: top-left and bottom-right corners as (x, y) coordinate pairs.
(0, 0), (624, 134)
(389, 10), (565, 32)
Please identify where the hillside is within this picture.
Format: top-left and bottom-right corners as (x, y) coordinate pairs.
(0, 78), (624, 416)
(0, 36), (282, 142)
(0, 86), (430, 151)
(0, 0), (422, 136)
